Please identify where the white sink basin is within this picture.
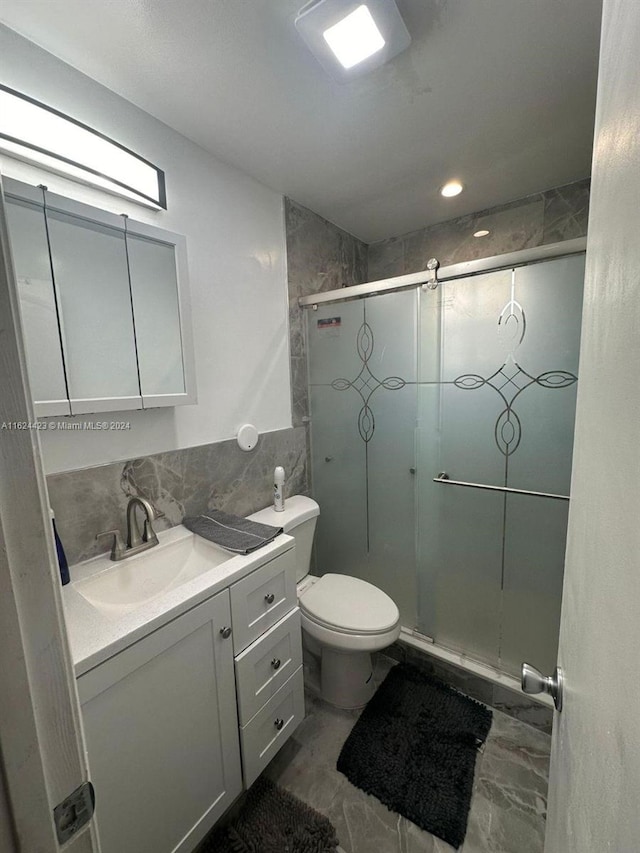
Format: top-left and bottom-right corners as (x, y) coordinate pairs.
(73, 528), (233, 616)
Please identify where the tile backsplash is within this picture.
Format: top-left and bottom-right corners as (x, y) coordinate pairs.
(48, 426), (307, 566)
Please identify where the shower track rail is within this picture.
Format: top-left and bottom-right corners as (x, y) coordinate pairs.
(298, 237), (587, 307)
(433, 472), (570, 501)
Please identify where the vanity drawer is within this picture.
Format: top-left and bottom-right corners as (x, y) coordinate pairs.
(230, 548), (296, 654)
(239, 665), (305, 787)
(235, 608), (303, 725)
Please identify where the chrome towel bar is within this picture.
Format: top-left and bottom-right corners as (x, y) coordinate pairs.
(433, 472), (570, 501)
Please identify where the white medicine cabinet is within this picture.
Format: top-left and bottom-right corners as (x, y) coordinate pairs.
(2, 176), (196, 416)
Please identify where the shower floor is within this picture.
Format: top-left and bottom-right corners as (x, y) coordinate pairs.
(265, 655), (551, 853)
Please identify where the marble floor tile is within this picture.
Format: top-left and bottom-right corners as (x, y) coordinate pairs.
(265, 656), (551, 853)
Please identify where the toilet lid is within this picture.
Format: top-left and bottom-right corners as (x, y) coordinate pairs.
(299, 573), (399, 634)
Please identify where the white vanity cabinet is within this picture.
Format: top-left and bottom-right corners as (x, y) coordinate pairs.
(2, 176), (195, 416)
(73, 542), (304, 852)
(229, 547), (305, 787)
(77, 590), (241, 853)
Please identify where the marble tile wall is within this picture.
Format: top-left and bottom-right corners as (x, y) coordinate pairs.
(284, 199), (368, 429)
(367, 179), (590, 280)
(48, 426), (308, 566)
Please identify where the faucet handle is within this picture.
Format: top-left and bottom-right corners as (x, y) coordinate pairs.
(96, 529), (126, 561)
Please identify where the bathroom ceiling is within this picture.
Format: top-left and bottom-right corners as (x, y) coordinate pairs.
(0, 0), (602, 242)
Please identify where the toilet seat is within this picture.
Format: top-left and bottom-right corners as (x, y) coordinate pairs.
(300, 611), (401, 653)
(299, 573), (400, 635)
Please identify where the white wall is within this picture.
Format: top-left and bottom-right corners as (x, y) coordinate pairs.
(0, 26), (292, 474)
(544, 1), (640, 850)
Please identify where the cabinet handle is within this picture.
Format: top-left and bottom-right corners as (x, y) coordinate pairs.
(274, 718), (284, 731)
(271, 658), (281, 670)
(220, 626), (232, 639)
(264, 593), (275, 605)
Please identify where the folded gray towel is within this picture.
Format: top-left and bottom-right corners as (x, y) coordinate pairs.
(183, 510), (283, 554)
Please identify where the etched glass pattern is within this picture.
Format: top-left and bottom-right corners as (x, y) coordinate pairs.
(307, 254), (585, 676)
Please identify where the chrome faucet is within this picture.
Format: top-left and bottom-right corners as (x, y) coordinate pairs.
(96, 496), (159, 561)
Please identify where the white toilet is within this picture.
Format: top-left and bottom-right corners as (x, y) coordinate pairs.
(250, 495), (401, 709)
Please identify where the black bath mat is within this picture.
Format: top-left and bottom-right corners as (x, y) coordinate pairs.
(201, 776), (339, 853)
(337, 663), (492, 849)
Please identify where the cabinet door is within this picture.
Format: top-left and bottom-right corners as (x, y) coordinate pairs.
(45, 208), (142, 414)
(125, 231), (190, 406)
(3, 178), (196, 415)
(4, 196), (70, 416)
(77, 592), (242, 853)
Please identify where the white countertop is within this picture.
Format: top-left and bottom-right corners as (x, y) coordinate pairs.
(62, 525), (295, 677)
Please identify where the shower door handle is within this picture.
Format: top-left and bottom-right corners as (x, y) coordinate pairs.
(521, 663), (563, 711)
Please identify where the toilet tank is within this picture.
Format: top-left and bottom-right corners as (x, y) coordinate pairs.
(248, 495), (319, 583)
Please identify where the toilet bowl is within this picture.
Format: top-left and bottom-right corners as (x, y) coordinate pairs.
(249, 495), (401, 709)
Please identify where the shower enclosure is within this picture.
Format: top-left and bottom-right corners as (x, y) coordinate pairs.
(304, 245), (585, 679)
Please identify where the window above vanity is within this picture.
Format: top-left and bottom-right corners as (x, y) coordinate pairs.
(3, 176), (196, 416)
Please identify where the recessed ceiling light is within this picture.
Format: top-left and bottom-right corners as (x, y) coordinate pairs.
(323, 6), (385, 69)
(441, 181), (464, 198)
(474, 229), (490, 237)
(295, 0), (411, 82)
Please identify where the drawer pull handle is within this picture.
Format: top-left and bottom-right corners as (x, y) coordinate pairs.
(271, 658), (281, 670)
(274, 718), (284, 731)
(220, 626), (232, 639)
(264, 593), (275, 605)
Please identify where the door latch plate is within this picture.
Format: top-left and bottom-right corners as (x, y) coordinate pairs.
(53, 781), (95, 844)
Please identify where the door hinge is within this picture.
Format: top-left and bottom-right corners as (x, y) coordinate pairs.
(53, 781), (95, 844)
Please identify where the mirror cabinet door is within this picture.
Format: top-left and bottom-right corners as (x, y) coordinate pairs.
(45, 210), (143, 414)
(126, 233), (186, 404)
(4, 197), (71, 416)
(3, 176), (195, 416)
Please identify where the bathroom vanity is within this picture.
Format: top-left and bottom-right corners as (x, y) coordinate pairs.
(63, 528), (304, 853)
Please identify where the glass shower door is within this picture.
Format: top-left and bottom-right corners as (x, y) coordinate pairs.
(306, 251), (584, 678)
(417, 270), (512, 667)
(417, 255), (584, 675)
(308, 299), (369, 582)
(307, 290), (418, 627)
(500, 256), (583, 674)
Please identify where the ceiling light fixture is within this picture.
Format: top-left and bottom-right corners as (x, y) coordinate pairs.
(0, 85), (166, 209)
(473, 229), (490, 237)
(295, 0), (411, 82)
(323, 5), (385, 69)
(440, 181), (464, 198)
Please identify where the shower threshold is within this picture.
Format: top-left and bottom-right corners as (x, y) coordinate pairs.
(398, 627), (554, 709)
